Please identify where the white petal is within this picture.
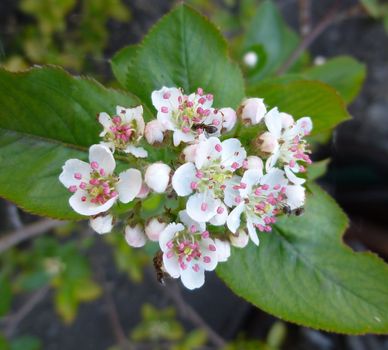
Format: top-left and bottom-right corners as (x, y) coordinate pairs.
(125, 224), (147, 248)
(280, 112), (294, 129)
(194, 137), (221, 169)
(172, 162), (196, 196)
(159, 223), (184, 252)
(224, 176), (242, 208)
(285, 166), (306, 185)
(259, 131), (279, 154)
(151, 87), (182, 111)
(246, 156), (264, 171)
(214, 239), (231, 262)
(124, 145), (148, 158)
(246, 216), (260, 246)
(261, 168), (286, 188)
(199, 238), (218, 271)
(240, 169), (262, 197)
(163, 252), (180, 278)
(59, 159), (91, 188)
(125, 105), (145, 134)
(285, 185), (305, 210)
(296, 117), (313, 135)
(89, 214), (113, 234)
(173, 130), (195, 146)
(145, 163), (171, 193)
(89, 144), (116, 175)
(265, 153), (280, 172)
(186, 192), (219, 222)
(221, 138), (246, 170)
(209, 203), (228, 226)
(180, 264), (205, 290)
(157, 112), (175, 131)
(264, 107), (282, 138)
(226, 203), (245, 233)
(178, 210), (206, 233)
(69, 190), (116, 216)
(98, 112), (112, 129)
(116, 168), (142, 203)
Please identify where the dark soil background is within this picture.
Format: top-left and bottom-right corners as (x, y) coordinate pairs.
(1, 0), (388, 349)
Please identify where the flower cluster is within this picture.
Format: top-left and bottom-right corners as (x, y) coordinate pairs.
(59, 87), (313, 290)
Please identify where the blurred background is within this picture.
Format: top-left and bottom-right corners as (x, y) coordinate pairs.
(0, 0), (388, 349)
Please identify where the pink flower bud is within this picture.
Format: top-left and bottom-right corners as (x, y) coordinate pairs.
(182, 144), (198, 162)
(145, 218), (167, 241)
(259, 131), (279, 153)
(136, 183), (150, 199)
(145, 120), (165, 144)
(240, 98), (267, 125)
(245, 156), (264, 171)
(219, 107), (237, 132)
(89, 214), (114, 234)
(230, 229), (249, 248)
(145, 162), (171, 193)
(125, 224), (147, 248)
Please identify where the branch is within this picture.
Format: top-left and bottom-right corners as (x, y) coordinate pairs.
(155, 275), (226, 348)
(2, 286), (50, 338)
(298, 0), (312, 38)
(0, 219), (67, 254)
(277, 3), (367, 75)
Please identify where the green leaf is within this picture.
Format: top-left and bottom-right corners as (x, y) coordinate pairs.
(217, 184), (388, 334)
(247, 80), (350, 135)
(0, 274), (12, 316)
(307, 159), (330, 181)
(11, 336), (41, 350)
(302, 57), (366, 104)
(111, 45), (139, 90)
(242, 0), (300, 81)
(111, 4), (245, 109)
(0, 66), (142, 220)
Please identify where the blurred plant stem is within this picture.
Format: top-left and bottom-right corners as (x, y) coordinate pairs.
(0, 218), (67, 254)
(277, 2), (367, 74)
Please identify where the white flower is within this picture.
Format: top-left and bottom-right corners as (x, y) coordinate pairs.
(89, 214), (114, 234)
(263, 107), (313, 185)
(243, 51), (258, 67)
(125, 224), (147, 248)
(214, 239), (231, 262)
(145, 218), (167, 241)
(219, 107), (237, 132)
(145, 119), (165, 144)
(159, 210), (218, 290)
(229, 229), (249, 248)
(259, 132), (279, 154)
(239, 98), (267, 125)
(151, 86), (223, 146)
(243, 156), (263, 171)
(59, 144), (142, 216)
(172, 137), (246, 224)
(98, 105), (147, 158)
(226, 168), (304, 245)
(145, 163), (171, 193)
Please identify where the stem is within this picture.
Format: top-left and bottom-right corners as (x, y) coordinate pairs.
(276, 3), (366, 75)
(298, 0), (312, 38)
(150, 272), (226, 348)
(0, 219), (67, 254)
(2, 286), (50, 338)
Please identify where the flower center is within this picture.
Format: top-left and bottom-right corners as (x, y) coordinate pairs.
(69, 162), (118, 205)
(244, 184), (288, 232)
(192, 162), (233, 198)
(104, 115), (138, 150)
(170, 88), (217, 135)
